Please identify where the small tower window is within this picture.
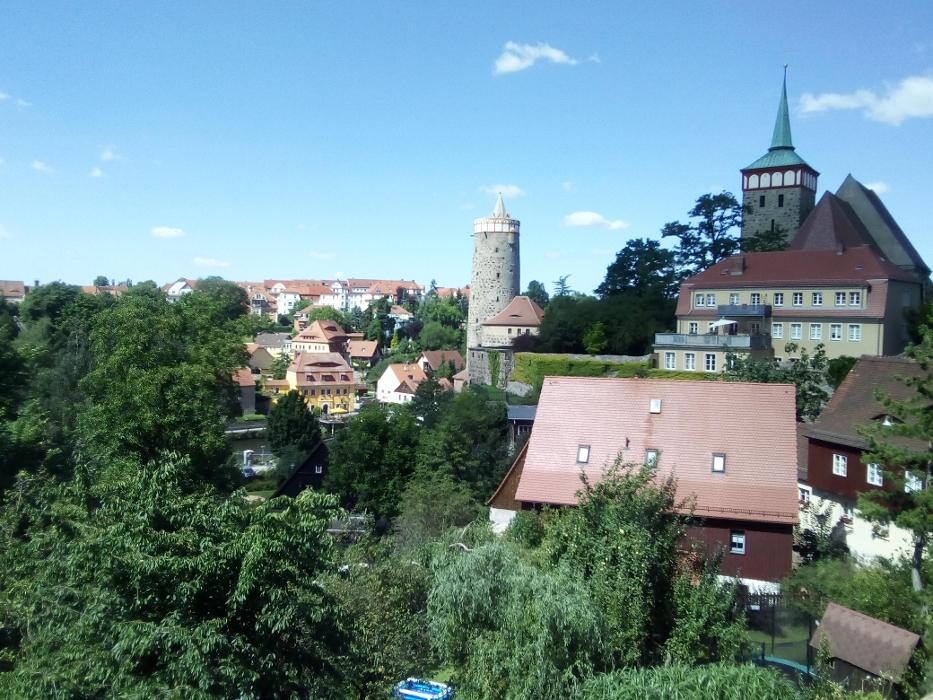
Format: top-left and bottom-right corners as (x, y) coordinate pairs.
(778, 194), (785, 208)
(759, 195), (765, 208)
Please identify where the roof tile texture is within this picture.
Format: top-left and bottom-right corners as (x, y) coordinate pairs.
(513, 377), (799, 524)
(482, 295), (545, 327)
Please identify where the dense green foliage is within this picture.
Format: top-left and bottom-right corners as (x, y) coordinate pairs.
(267, 389), (322, 456)
(595, 238), (678, 299)
(510, 353), (649, 391)
(661, 192), (743, 277)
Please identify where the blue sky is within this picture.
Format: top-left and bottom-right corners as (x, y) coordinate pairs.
(1, 1), (932, 294)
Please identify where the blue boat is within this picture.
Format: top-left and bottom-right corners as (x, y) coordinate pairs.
(392, 677), (454, 699)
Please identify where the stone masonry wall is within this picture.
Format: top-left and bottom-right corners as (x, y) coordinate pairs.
(467, 229), (520, 350)
(742, 185), (815, 244)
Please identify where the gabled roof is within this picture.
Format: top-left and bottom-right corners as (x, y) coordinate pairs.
(233, 367), (256, 387)
(811, 602), (920, 681)
(835, 174), (931, 277)
(679, 246), (918, 290)
(482, 296), (545, 327)
(0, 280), (26, 298)
(381, 363), (428, 393)
(802, 356), (927, 451)
(510, 377), (799, 524)
(295, 320), (348, 343)
(347, 340), (379, 359)
(289, 352), (351, 372)
(789, 192), (877, 253)
(255, 332), (292, 348)
(435, 286), (470, 299)
(390, 304), (414, 317)
(420, 350), (465, 372)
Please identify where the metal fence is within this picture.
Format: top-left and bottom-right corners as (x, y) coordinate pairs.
(739, 592), (814, 678)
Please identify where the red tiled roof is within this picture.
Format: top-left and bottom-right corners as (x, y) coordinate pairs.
(482, 296), (545, 327)
(435, 286), (470, 299)
(233, 367), (256, 387)
(0, 280), (26, 297)
(811, 602), (920, 681)
(390, 304), (413, 317)
(789, 192), (876, 253)
(802, 356), (928, 451)
(295, 320), (348, 343)
(420, 350), (465, 372)
(383, 363), (428, 393)
(347, 340), (379, 359)
(511, 377), (799, 524)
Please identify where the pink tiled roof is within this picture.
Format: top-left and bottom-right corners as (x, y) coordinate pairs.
(233, 367), (256, 387)
(482, 296), (545, 327)
(295, 320), (348, 343)
(347, 340), (379, 359)
(384, 363), (428, 392)
(0, 280), (26, 297)
(512, 377), (799, 524)
(420, 350), (464, 372)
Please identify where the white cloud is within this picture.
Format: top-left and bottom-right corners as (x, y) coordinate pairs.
(89, 167), (104, 178)
(563, 210), (630, 230)
(151, 226), (185, 239)
(544, 251), (563, 260)
(16, 99), (31, 110)
(100, 145), (121, 162)
(799, 75), (933, 125)
(0, 225), (11, 240)
(482, 184), (524, 198)
(30, 160), (54, 174)
(562, 180), (576, 192)
(0, 92), (8, 101)
(493, 41), (578, 75)
(309, 250), (337, 261)
(193, 256), (230, 268)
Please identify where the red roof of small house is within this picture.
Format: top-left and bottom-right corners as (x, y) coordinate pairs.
(390, 304), (413, 317)
(0, 280), (26, 298)
(420, 350), (465, 372)
(482, 296), (545, 327)
(347, 340), (379, 359)
(509, 377), (799, 524)
(802, 356), (928, 452)
(435, 286), (470, 299)
(382, 363), (428, 393)
(295, 320), (348, 343)
(288, 352), (353, 386)
(811, 602), (920, 682)
(233, 368), (256, 387)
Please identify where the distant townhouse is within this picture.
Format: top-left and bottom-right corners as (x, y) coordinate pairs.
(434, 286), (470, 300)
(488, 377), (799, 590)
(418, 350), (464, 375)
(286, 352), (355, 415)
(479, 295), (544, 347)
(346, 279), (424, 310)
(236, 282), (274, 316)
(162, 278), (197, 302)
(81, 284), (129, 298)
(798, 356), (924, 561)
(255, 332), (293, 357)
(291, 320), (349, 356)
(347, 339), (381, 369)
(0, 280), (27, 304)
(376, 363), (428, 404)
(655, 244), (922, 373)
(388, 305), (414, 329)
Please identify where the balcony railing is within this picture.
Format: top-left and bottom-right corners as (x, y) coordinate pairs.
(654, 332), (772, 350)
(717, 304), (771, 317)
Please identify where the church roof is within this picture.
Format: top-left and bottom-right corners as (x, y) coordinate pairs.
(744, 73), (815, 172)
(492, 192), (509, 219)
(835, 174), (930, 277)
(789, 192), (876, 252)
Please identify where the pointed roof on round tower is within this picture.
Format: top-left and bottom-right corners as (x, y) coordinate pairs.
(492, 192), (510, 219)
(744, 69), (815, 171)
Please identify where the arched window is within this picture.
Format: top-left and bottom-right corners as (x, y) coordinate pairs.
(761, 173), (771, 188)
(785, 170), (795, 184)
(749, 174), (759, 189)
(772, 172), (783, 187)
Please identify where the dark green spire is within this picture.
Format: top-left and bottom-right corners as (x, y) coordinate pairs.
(769, 67), (793, 151)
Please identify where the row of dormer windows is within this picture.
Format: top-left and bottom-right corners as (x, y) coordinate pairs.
(694, 290), (862, 309)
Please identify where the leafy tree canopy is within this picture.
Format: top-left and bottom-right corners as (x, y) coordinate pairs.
(662, 192), (743, 277)
(524, 280), (549, 308)
(92, 275), (110, 287)
(595, 238), (678, 299)
(267, 390), (321, 457)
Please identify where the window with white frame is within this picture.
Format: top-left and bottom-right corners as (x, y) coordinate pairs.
(773, 292), (784, 306)
(832, 453), (848, 477)
(684, 353), (696, 371)
(695, 293), (705, 308)
(705, 353), (717, 372)
(799, 487), (811, 504)
(729, 293), (739, 304)
(772, 323), (784, 339)
(812, 292), (823, 306)
(730, 530), (746, 555)
(835, 291), (847, 306)
(830, 324), (842, 341)
(849, 291), (861, 307)
(664, 352), (676, 370)
(712, 453), (725, 473)
(645, 449), (659, 469)
(750, 292), (761, 305)
(848, 324), (862, 342)
(688, 322), (698, 335)
(810, 323), (822, 340)
(905, 471), (923, 493)
(867, 463), (883, 487)
(576, 445), (590, 464)
(791, 323), (802, 339)
(792, 292), (803, 306)
(706, 293), (716, 307)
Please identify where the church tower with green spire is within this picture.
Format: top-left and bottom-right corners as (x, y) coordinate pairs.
(740, 71), (819, 243)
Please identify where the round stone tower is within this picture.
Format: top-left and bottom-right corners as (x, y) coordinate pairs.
(467, 193), (521, 351)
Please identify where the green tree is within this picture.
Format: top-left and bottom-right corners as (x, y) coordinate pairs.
(18, 282), (81, 324)
(271, 353), (290, 380)
(582, 321), (608, 355)
(92, 275), (110, 287)
(595, 238), (678, 299)
(393, 471), (483, 550)
(0, 457), (349, 698)
(827, 355), (857, 389)
(662, 192), (743, 277)
(409, 373), (454, 428)
(724, 343), (830, 421)
(267, 390), (321, 456)
(524, 280), (549, 308)
(552, 274), (573, 297)
(858, 311), (933, 592)
(183, 276), (248, 323)
(325, 404), (420, 522)
(418, 320), (460, 350)
(742, 226), (789, 253)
